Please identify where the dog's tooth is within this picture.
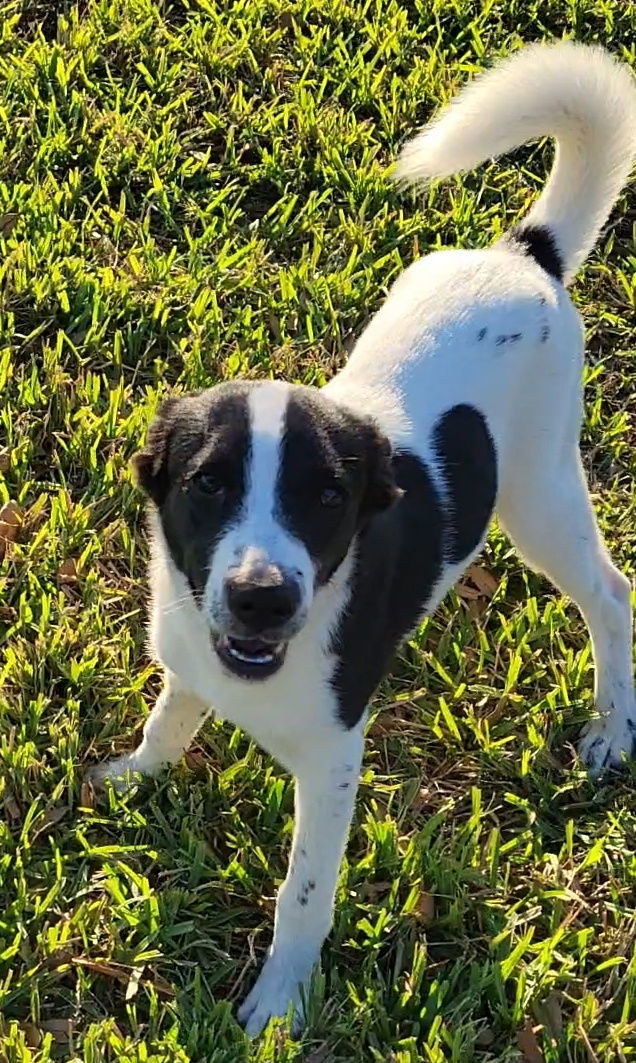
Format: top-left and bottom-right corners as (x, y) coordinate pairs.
(228, 645), (274, 665)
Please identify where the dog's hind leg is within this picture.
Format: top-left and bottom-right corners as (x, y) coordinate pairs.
(497, 448), (634, 774)
(238, 728), (364, 1036)
(87, 671), (210, 791)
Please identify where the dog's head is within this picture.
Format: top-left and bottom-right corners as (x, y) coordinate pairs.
(134, 381), (401, 680)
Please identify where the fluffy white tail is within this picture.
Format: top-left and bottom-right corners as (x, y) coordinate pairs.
(395, 42), (636, 284)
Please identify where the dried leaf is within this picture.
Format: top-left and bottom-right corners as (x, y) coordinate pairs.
(184, 749), (210, 771)
(39, 1019), (73, 1044)
(0, 451), (9, 473)
(274, 1027), (287, 1051)
(34, 805), (68, 838)
(70, 957), (174, 998)
(152, 974), (176, 999)
(268, 313), (282, 342)
(57, 557), (79, 583)
(466, 564), (499, 598)
(0, 213), (18, 236)
(72, 957), (129, 981)
(278, 10), (294, 31)
(456, 581), (481, 600)
(517, 1020), (544, 1063)
(539, 991), (563, 1038)
(44, 948), (74, 969)
(410, 787), (432, 814)
(21, 1023), (42, 1048)
(362, 881), (392, 900)
(4, 791), (20, 824)
(413, 891), (435, 924)
(0, 501), (22, 559)
(80, 781), (95, 809)
(467, 597), (488, 619)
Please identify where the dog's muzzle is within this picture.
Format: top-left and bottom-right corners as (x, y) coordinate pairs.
(214, 566), (302, 680)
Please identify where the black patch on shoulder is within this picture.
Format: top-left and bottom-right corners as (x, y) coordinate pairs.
(278, 388), (400, 586)
(134, 383), (252, 596)
(509, 223), (563, 282)
(433, 404), (497, 565)
(330, 451), (444, 728)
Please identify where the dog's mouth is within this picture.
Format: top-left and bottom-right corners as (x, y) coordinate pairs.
(214, 634), (288, 680)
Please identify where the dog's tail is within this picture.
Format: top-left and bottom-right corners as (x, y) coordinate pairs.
(394, 42), (636, 285)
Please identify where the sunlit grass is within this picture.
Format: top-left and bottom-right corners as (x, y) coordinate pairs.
(1, 1), (635, 1060)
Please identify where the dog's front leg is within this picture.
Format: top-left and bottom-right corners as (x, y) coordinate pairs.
(88, 670), (209, 791)
(238, 728), (364, 1037)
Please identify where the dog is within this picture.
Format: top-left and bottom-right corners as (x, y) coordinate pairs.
(90, 41), (636, 1036)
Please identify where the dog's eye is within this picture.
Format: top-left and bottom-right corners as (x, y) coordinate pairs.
(191, 471), (225, 497)
(320, 485), (346, 508)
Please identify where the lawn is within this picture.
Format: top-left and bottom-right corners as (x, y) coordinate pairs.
(1, 0), (635, 1060)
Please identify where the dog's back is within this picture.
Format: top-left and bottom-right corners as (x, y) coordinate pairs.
(328, 41), (636, 529)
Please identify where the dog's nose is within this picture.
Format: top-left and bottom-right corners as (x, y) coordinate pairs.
(225, 575), (301, 633)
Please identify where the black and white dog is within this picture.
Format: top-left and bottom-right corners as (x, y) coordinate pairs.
(91, 42), (636, 1035)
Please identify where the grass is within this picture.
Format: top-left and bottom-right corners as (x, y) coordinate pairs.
(0, 0), (635, 1060)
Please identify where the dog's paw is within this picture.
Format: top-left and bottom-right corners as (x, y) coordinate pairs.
(237, 949), (316, 1038)
(578, 713), (636, 776)
(85, 755), (141, 794)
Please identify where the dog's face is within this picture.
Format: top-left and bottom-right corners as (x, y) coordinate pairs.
(134, 381), (400, 680)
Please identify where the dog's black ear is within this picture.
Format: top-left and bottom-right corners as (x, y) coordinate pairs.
(361, 425), (403, 518)
(131, 397), (180, 506)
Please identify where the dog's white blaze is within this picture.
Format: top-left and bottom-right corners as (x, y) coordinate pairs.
(243, 381), (291, 556)
(205, 382), (315, 625)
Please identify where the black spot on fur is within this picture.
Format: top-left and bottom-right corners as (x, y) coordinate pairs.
(509, 223), (563, 282)
(495, 335), (507, 347)
(134, 384), (251, 596)
(297, 880), (316, 906)
(330, 451), (444, 728)
(540, 324), (550, 343)
(477, 328), (487, 341)
(279, 389), (401, 586)
(433, 405), (497, 565)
